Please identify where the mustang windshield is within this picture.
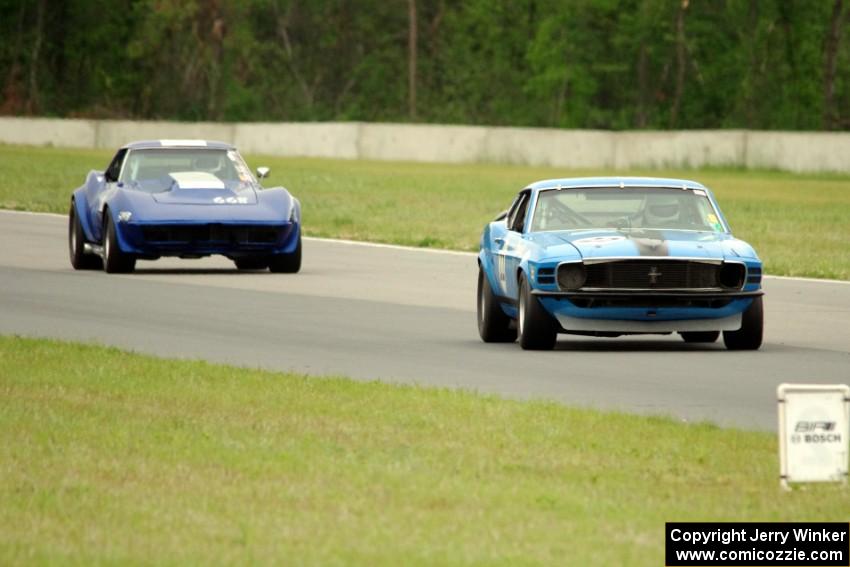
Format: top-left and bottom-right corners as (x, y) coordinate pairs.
(119, 149), (255, 192)
(530, 187), (725, 233)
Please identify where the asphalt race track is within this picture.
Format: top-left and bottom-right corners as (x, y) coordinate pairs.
(2, 209), (848, 430)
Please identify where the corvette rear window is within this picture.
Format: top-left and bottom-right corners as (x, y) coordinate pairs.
(530, 187), (725, 233)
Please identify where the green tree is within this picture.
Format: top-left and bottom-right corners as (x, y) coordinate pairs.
(0, 0), (848, 130)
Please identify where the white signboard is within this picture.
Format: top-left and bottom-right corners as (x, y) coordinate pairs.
(778, 383), (849, 488)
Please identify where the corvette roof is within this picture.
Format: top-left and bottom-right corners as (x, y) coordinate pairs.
(121, 140), (235, 150)
(527, 176), (708, 191)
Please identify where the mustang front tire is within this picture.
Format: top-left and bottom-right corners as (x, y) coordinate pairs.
(68, 202), (102, 270)
(723, 296), (763, 350)
(103, 214), (136, 274)
(518, 275), (558, 350)
(477, 266), (517, 343)
(268, 234), (302, 273)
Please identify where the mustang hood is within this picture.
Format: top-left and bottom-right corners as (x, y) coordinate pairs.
(151, 172), (258, 205)
(533, 229), (736, 260)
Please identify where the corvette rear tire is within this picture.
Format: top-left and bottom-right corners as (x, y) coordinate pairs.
(680, 331), (720, 343)
(268, 235), (302, 273)
(723, 296), (763, 350)
(68, 202), (102, 270)
(234, 257), (269, 270)
(477, 266), (516, 343)
(102, 214), (136, 274)
(517, 275), (558, 351)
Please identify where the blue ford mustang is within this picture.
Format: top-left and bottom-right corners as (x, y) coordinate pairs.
(477, 177), (764, 350)
(68, 140), (301, 274)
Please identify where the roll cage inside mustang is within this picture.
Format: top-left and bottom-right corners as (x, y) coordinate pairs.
(504, 189), (532, 232)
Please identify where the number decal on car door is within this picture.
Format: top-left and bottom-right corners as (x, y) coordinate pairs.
(497, 253), (508, 294)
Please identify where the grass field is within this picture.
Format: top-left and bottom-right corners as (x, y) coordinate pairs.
(1, 144), (848, 279)
(1, 336), (848, 565)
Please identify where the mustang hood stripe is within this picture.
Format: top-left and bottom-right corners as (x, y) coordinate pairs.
(531, 229), (726, 260)
(627, 230), (670, 257)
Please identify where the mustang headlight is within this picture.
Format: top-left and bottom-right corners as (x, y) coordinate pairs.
(117, 211), (132, 222)
(557, 263), (586, 290)
(719, 262), (746, 289)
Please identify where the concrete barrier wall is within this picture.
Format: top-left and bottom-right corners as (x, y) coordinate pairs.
(482, 128), (615, 168)
(0, 117), (97, 148)
(744, 131), (850, 172)
(95, 120), (236, 151)
(613, 130), (746, 170)
(234, 122), (360, 159)
(0, 117), (847, 173)
(359, 123), (490, 163)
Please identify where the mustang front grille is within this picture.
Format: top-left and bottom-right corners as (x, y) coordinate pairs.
(560, 260), (740, 290)
(568, 296), (734, 309)
(141, 224), (282, 245)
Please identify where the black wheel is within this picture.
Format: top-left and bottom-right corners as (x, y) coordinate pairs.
(102, 214), (136, 274)
(68, 202), (102, 270)
(234, 257), (269, 270)
(268, 235), (301, 273)
(723, 296), (763, 350)
(517, 275), (558, 350)
(477, 266), (516, 343)
(680, 331), (720, 343)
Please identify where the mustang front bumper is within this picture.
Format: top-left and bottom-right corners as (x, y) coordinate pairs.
(531, 289), (763, 333)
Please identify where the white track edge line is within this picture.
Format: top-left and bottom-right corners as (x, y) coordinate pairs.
(303, 236), (475, 257)
(3, 208), (848, 283)
(2, 209), (66, 219)
(762, 275), (850, 285)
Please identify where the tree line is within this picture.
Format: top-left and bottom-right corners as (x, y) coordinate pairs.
(1, 0), (848, 130)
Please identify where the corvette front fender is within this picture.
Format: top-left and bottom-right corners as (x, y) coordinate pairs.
(290, 197), (301, 223)
(257, 187), (298, 222)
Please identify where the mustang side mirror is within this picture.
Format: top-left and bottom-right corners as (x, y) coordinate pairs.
(256, 166), (270, 179)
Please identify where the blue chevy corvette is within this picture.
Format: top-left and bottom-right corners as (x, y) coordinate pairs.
(477, 177), (764, 351)
(68, 140), (301, 274)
